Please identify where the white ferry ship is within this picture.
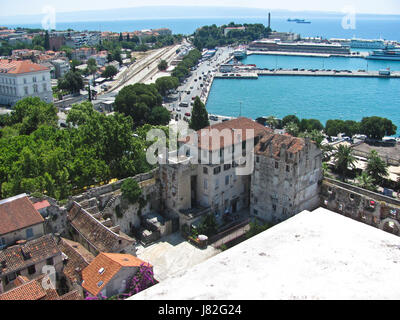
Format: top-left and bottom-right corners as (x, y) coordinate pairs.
(233, 46), (247, 60)
(350, 38), (395, 49)
(367, 48), (400, 61)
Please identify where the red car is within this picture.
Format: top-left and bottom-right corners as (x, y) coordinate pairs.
(192, 97), (196, 100)
(185, 112), (191, 117)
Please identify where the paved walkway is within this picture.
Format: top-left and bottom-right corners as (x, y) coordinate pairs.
(135, 233), (220, 282)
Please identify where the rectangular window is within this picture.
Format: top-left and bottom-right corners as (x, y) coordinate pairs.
(24, 87), (28, 95)
(275, 162), (279, 169)
(215, 179), (219, 190)
(24, 78), (27, 84)
(273, 204), (277, 212)
(26, 228), (34, 239)
(256, 156), (260, 163)
(253, 209), (258, 216)
(203, 167), (208, 175)
(43, 83), (47, 91)
(224, 164), (231, 171)
(7, 272), (17, 282)
(204, 179), (208, 191)
(286, 165), (290, 172)
(28, 265), (36, 275)
(213, 166), (221, 175)
(225, 175), (230, 185)
(33, 77), (37, 83)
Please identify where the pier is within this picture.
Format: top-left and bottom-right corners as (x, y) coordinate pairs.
(214, 69), (400, 79)
(247, 50), (369, 59)
(256, 69), (400, 78)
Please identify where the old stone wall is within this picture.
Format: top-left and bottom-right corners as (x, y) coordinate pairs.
(320, 178), (400, 236)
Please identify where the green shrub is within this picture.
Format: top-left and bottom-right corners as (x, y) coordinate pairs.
(121, 178), (142, 204)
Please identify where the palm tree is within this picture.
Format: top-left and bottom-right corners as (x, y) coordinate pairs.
(284, 122), (299, 137)
(333, 145), (356, 181)
(366, 150), (388, 185)
(355, 172), (377, 192)
(265, 116), (278, 130)
(322, 162), (332, 178)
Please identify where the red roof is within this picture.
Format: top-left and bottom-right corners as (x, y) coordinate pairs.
(182, 117), (272, 151)
(82, 253), (150, 296)
(0, 59), (48, 74)
(33, 200), (50, 211)
(0, 194), (44, 235)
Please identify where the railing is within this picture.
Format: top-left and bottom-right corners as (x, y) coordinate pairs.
(209, 218), (250, 247)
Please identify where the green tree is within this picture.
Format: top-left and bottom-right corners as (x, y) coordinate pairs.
(298, 129), (324, 148)
(148, 106), (170, 126)
(121, 178), (142, 204)
(282, 115), (300, 127)
(198, 213), (218, 237)
(355, 171), (377, 192)
(333, 145), (356, 180)
(44, 30), (50, 50)
(155, 76), (179, 96)
(189, 97), (209, 131)
(58, 71), (84, 94)
(114, 83), (163, 127)
(366, 150), (388, 185)
(102, 65), (118, 79)
(284, 122), (300, 137)
(158, 59), (168, 71)
(360, 116), (397, 140)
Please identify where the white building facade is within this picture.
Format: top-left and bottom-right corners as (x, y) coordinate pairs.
(0, 59), (53, 106)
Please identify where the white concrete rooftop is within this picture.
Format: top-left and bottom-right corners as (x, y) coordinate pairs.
(131, 208), (400, 300)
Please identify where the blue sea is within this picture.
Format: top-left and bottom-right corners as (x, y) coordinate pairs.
(206, 75), (400, 135)
(5, 16), (400, 41)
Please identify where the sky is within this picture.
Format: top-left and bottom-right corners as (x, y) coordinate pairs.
(1, 0), (400, 17)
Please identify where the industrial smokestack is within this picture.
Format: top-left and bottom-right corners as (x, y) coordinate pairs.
(268, 12), (271, 29)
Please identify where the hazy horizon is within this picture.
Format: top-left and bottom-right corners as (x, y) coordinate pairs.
(2, 2), (400, 23)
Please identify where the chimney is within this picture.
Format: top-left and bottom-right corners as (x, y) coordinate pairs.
(268, 12), (271, 29)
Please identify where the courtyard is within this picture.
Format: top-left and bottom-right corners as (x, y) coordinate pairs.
(135, 232), (221, 282)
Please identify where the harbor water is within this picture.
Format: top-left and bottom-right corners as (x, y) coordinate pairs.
(206, 73), (400, 135)
(242, 54), (400, 71)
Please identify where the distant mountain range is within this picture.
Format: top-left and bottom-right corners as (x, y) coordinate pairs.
(2, 6), (399, 25)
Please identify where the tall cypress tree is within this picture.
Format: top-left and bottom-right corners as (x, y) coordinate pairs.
(189, 97), (210, 131)
(44, 30), (50, 50)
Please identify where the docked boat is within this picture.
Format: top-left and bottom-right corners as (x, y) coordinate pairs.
(233, 46), (247, 60)
(367, 48), (400, 61)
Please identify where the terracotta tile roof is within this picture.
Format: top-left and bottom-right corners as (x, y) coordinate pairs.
(67, 202), (135, 253)
(59, 290), (83, 300)
(0, 194), (44, 235)
(182, 117), (273, 151)
(0, 59), (48, 74)
(0, 279), (46, 300)
(255, 133), (306, 160)
(58, 237), (95, 283)
(32, 200), (50, 211)
(82, 252), (149, 296)
(0, 274), (78, 300)
(0, 234), (61, 276)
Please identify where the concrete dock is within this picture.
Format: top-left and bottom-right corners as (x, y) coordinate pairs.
(215, 72), (258, 79)
(256, 69), (400, 78)
(214, 69), (400, 79)
(247, 50), (369, 59)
